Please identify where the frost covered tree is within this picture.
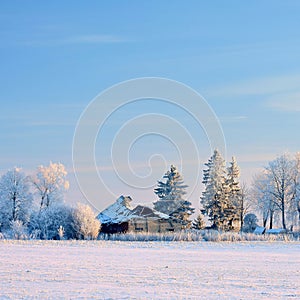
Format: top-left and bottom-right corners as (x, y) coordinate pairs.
(293, 152), (300, 227)
(71, 203), (101, 240)
(266, 154), (297, 230)
(252, 172), (277, 229)
(0, 168), (33, 230)
(238, 183), (251, 231)
(29, 203), (73, 239)
(153, 165), (194, 228)
(252, 154), (299, 230)
(192, 213), (205, 230)
(200, 150), (229, 230)
(32, 162), (69, 211)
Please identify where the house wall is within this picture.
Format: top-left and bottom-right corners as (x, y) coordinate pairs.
(128, 218), (182, 233)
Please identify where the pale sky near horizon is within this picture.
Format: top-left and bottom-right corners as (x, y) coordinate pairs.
(1, 1), (300, 211)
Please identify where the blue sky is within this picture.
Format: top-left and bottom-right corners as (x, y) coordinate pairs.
(1, 1), (300, 211)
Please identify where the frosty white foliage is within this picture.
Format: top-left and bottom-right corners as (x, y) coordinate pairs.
(72, 203), (101, 240)
(9, 220), (28, 240)
(32, 162), (69, 210)
(226, 157), (242, 224)
(201, 150), (240, 231)
(252, 172), (277, 228)
(0, 167), (33, 230)
(57, 225), (65, 240)
(294, 152), (300, 228)
(29, 203), (73, 240)
(252, 154), (299, 230)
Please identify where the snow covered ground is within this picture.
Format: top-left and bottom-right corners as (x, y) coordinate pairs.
(0, 240), (299, 299)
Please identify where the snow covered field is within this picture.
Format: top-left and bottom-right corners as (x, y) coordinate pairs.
(0, 241), (299, 299)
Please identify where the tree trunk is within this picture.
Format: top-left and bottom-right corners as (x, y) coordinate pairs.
(12, 192), (17, 221)
(240, 197), (244, 232)
(269, 210), (273, 229)
(281, 196), (286, 230)
(263, 210), (268, 228)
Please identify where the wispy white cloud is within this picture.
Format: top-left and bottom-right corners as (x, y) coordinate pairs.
(208, 74), (300, 98)
(266, 92), (300, 112)
(19, 34), (127, 47)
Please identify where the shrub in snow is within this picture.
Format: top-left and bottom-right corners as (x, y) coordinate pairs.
(57, 225), (65, 240)
(71, 203), (101, 240)
(29, 203), (73, 240)
(9, 220), (28, 240)
(243, 213), (258, 233)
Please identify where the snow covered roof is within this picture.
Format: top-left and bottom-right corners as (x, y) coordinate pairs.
(128, 205), (169, 220)
(97, 196), (169, 224)
(97, 195), (133, 224)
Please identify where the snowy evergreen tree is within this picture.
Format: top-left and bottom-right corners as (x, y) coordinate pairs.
(0, 168), (33, 231)
(200, 150), (230, 231)
(192, 213), (205, 230)
(32, 162), (69, 211)
(154, 165), (194, 228)
(226, 157), (241, 230)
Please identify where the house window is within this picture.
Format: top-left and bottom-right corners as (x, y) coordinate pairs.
(166, 228), (174, 232)
(135, 227), (143, 231)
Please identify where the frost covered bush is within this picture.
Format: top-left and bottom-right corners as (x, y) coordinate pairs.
(9, 220), (28, 240)
(57, 225), (65, 240)
(29, 204), (73, 240)
(71, 203), (101, 240)
(243, 213), (258, 233)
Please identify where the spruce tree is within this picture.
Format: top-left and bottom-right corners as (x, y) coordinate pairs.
(192, 213), (205, 230)
(226, 156), (241, 230)
(200, 150), (229, 230)
(154, 165), (194, 228)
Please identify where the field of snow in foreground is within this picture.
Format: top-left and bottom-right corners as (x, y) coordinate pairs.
(0, 241), (299, 299)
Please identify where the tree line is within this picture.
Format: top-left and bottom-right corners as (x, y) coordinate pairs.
(0, 163), (100, 240)
(152, 150), (300, 232)
(1, 151), (300, 239)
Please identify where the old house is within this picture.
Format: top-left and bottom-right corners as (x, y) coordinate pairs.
(97, 195), (182, 234)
